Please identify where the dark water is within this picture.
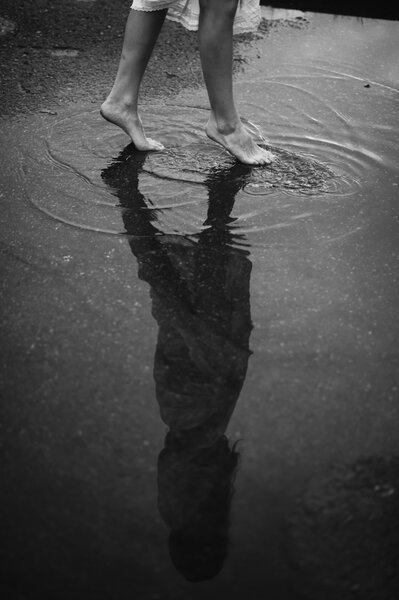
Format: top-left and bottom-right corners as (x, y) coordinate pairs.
(2, 11), (399, 600)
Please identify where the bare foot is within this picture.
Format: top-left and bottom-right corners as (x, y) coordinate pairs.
(100, 99), (164, 151)
(206, 114), (274, 166)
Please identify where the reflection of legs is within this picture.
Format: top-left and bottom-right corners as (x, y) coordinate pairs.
(101, 9), (166, 151)
(199, 0), (274, 166)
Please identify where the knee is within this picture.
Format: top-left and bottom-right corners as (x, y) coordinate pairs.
(199, 0), (239, 19)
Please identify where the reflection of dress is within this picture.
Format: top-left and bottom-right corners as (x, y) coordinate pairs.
(129, 221), (252, 582)
(101, 146), (253, 581)
(131, 0), (261, 33)
(130, 232), (252, 447)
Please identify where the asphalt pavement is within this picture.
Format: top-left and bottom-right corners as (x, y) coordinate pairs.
(0, 0), (209, 118)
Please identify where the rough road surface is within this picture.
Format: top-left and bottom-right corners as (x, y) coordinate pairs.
(0, 0), (261, 118)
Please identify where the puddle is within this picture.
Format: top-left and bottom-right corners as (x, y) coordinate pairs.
(143, 138), (337, 193)
(21, 13), (399, 253)
(5, 11), (399, 600)
(288, 456), (399, 600)
(22, 95), (373, 247)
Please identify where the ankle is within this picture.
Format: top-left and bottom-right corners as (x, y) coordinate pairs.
(209, 111), (240, 135)
(104, 94), (138, 113)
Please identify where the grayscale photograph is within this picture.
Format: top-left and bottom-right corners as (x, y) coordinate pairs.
(1, 1), (398, 599)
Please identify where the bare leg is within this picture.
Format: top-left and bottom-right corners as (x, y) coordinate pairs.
(199, 0), (274, 165)
(101, 9), (167, 151)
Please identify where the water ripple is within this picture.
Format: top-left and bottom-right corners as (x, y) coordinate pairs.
(21, 58), (397, 250)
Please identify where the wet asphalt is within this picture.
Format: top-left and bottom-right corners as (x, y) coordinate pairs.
(1, 3), (399, 600)
(0, 0), (210, 118)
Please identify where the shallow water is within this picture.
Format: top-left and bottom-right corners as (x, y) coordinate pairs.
(23, 14), (399, 255)
(2, 10), (399, 600)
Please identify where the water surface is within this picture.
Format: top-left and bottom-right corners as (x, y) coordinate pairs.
(2, 10), (399, 600)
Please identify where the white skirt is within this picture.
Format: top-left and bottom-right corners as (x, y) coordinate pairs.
(131, 0), (261, 34)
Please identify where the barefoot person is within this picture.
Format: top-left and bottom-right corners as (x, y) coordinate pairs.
(101, 0), (274, 166)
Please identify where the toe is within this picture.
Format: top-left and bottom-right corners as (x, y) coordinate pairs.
(255, 153), (266, 166)
(264, 150), (275, 163)
(148, 138), (165, 151)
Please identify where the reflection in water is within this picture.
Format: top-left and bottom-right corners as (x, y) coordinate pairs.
(102, 148), (254, 581)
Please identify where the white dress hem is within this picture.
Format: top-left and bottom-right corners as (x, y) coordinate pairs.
(130, 0), (261, 34)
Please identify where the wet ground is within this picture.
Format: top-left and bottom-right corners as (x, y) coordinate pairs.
(1, 4), (399, 600)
